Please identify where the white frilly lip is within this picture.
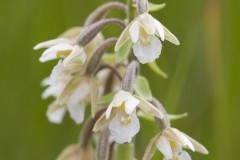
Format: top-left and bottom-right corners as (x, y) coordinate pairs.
(109, 114), (140, 144)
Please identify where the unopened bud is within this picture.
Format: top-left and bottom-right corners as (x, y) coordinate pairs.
(78, 19), (126, 46)
(86, 38), (118, 74)
(84, 2), (127, 26)
(137, 0), (149, 15)
(122, 61), (139, 93)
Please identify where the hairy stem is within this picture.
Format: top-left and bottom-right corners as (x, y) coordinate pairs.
(85, 2), (127, 26)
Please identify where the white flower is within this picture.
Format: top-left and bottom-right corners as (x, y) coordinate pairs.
(115, 13), (180, 64)
(143, 127), (208, 160)
(93, 90), (163, 144)
(34, 27), (103, 67)
(42, 61), (99, 124)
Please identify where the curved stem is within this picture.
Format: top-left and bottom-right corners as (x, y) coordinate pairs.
(79, 108), (106, 147)
(78, 18), (126, 46)
(86, 38), (118, 74)
(85, 2), (127, 26)
(96, 64), (123, 81)
(151, 98), (171, 130)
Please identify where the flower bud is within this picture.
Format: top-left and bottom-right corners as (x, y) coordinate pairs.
(84, 2), (127, 26)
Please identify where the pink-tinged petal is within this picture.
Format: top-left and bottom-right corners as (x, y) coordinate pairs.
(156, 136), (173, 159)
(132, 36), (162, 64)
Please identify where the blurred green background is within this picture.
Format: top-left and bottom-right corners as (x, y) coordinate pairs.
(0, 0), (239, 159)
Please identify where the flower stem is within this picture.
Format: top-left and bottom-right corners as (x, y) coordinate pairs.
(127, 0), (136, 23)
(79, 109), (105, 147)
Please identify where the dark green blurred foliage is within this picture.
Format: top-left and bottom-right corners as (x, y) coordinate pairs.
(0, 0), (239, 159)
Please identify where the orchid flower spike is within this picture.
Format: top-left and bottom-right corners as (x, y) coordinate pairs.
(115, 12), (180, 64)
(143, 127), (209, 160)
(93, 90), (163, 144)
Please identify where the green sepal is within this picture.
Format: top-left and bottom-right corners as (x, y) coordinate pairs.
(97, 91), (115, 105)
(148, 62), (168, 79)
(102, 53), (116, 63)
(137, 110), (154, 122)
(134, 75), (153, 101)
(168, 113), (188, 121)
(148, 3), (166, 12)
(115, 39), (132, 63)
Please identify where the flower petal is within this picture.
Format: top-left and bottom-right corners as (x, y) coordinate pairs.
(109, 114), (140, 144)
(132, 36), (162, 64)
(67, 102), (86, 124)
(143, 133), (160, 160)
(115, 20), (134, 52)
(63, 45), (86, 67)
(124, 96), (139, 114)
(169, 128), (195, 152)
(93, 109), (117, 132)
(138, 13), (156, 35)
(179, 151), (192, 160)
(162, 25), (180, 45)
(182, 133), (209, 154)
(129, 20), (140, 43)
(34, 38), (71, 50)
(39, 43), (73, 62)
(156, 136), (173, 159)
(134, 95), (163, 119)
(46, 102), (66, 124)
(153, 19), (165, 41)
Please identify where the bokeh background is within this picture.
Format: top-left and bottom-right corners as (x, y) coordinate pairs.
(0, 0), (239, 159)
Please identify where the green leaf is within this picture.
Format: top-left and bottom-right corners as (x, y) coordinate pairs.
(149, 3), (166, 12)
(168, 113), (188, 121)
(148, 62), (168, 79)
(134, 75), (153, 101)
(97, 91), (115, 105)
(116, 39), (132, 63)
(115, 144), (134, 160)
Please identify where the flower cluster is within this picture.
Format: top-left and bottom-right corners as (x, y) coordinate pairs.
(34, 0), (208, 160)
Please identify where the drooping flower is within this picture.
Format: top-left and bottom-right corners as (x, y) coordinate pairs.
(143, 127), (208, 160)
(42, 61), (99, 124)
(115, 12), (179, 64)
(93, 90), (163, 144)
(34, 27), (103, 67)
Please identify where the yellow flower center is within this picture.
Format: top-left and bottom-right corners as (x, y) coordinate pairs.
(139, 27), (151, 46)
(57, 50), (71, 58)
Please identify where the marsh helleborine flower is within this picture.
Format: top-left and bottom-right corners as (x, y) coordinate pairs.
(115, 13), (180, 64)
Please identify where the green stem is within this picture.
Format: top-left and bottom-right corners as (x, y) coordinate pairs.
(127, 0), (136, 23)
